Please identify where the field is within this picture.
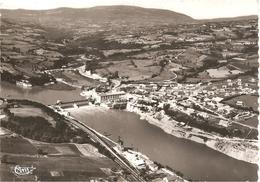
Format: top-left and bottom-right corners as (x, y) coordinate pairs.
(33, 143), (82, 156)
(52, 70), (100, 87)
(0, 136), (120, 181)
(9, 106), (56, 126)
(0, 136), (37, 155)
(75, 144), (106, 158)
(102, 49), (141, 57)
(0, 155), (116, 181)
(150, 67), (176, 81)
(96, 59), (161, 80)
(43, 82), (76, 91)
(10, 107), (51, 118)
(224, 95), (258, 112)
(236, 115), (258, 128)
(206, 66), (243, 78)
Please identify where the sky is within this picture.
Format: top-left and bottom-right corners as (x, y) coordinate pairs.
(0, 0), (258, 19)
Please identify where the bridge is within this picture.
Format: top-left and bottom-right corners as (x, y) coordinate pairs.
(55, 99), (90, 109)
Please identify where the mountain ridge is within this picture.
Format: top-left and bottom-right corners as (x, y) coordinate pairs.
(1, 6), (257, 29)
(1, 5), (194, 26)
(1, 5), (257, 20)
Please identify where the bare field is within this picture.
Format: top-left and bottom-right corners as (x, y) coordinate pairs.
(0, 136), (119, 181)
(225, 95), (258, 111)
(9, 107), (56, 126)
(0, 136), (37, 155)
(75, 143), (106, 158)
(236, 115), (258, 128)
(54, 145), (79, 156)
(97, 59), (161, 80)
(53, 70), (100, 87)
(0, 154), (117, 181)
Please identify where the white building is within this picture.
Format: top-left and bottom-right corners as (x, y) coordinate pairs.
(236, 101), (243, 106)
(93, 91), (125, 103)
(218, 120), (229, 127)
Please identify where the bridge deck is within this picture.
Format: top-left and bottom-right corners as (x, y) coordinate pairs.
(56, 99), (90, 109)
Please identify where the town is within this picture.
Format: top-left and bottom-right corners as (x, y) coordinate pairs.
(0, 5), (258, 182)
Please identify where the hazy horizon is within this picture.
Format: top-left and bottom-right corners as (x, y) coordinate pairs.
(0, 0), (258, 19)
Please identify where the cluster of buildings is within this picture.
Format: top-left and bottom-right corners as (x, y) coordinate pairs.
(117, 74), (257, 130)
(205, 78), (257, 98)
(119, 149), (158, 172)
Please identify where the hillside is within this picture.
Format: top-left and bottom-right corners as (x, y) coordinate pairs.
(201, 15), (258, 22)
(1, 5), (194, 27)
(0, 5), (258, 85)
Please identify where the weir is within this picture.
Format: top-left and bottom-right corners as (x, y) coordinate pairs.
(55, 99), (90, 109)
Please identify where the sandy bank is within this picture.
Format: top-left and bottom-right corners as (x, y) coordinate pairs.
(126, 106), (258, 164)
(65, 104), (258, 164)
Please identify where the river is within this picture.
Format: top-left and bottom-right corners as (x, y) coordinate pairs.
(70, 107), (258, 181)
(0, 82), (83, 105)
(0, 82), (258, 181)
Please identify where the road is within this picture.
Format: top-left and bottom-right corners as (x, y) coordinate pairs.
(65, 116), (145, 182)
(188, 98), (257, 130)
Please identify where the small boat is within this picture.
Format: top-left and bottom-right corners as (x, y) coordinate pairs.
(16, 80), (32, 88)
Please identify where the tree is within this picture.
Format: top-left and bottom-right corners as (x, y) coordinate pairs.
(163, 103), (170, 112)
(114, 71), (119, 78)
(3, 107), (11, 116)
(37, 148), (44, 155)
(151, 73), (158, 78)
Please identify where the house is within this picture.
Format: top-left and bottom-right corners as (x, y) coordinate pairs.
(236, 101), (243, 106)
(237, 79), (242, 83)
(224, 93), (230, 97)
(197, 112), (208, 119)
(35, 48), (45, 55)
(218, 120), (229, 127)
(250, 78), (256, 83)
(228, 82), (233, 86)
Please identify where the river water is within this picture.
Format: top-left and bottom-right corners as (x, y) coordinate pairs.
(0, 82), (258, 181)
(0, 82), (83, 105)
(70, 108), (258, 181)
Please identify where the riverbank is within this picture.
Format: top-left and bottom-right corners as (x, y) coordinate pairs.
(68, 104), (258, 181)
(64, 105), (187, 181)
(126, 104), (258, 164)
(67, 104), (258, 164)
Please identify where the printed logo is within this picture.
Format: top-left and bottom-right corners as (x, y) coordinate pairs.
(11, 165), (36, 176)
